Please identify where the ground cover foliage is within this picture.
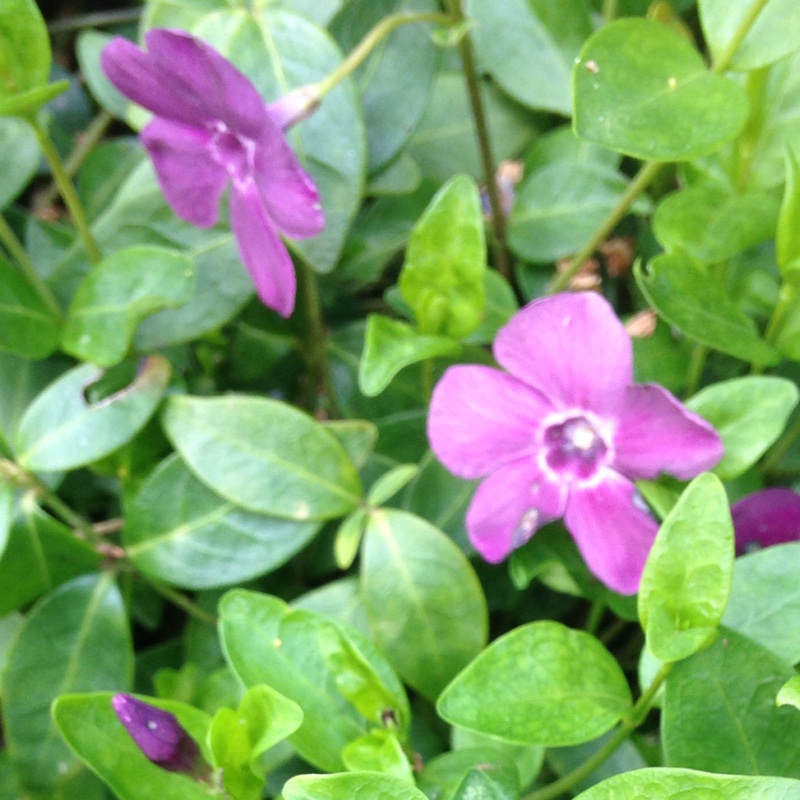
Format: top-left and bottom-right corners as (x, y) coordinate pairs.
(2, 0), (800, 798)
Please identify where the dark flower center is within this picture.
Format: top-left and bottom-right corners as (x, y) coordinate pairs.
(210, 122), (253, 183)
(542, 415), (608, 480)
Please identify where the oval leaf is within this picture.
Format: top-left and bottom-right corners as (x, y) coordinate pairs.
(284, 772), (429, 800)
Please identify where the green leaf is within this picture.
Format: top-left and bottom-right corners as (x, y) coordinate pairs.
(421, 747), (530, 800)
(722, 541), (800, 664)
(663, 628), (800, 775)
(778, 148), (800, 271)
(635, 253), (779, 366)
(452, 768), (517, 800)
(124, 453), (321, 590)
(75, 30), (131, 119)
(778, 675), (800, 710)
(0, 254), (59, 360)
(193, 9), (365, 273)
(284, 772), (429, 800)
(437, 621), (632, 746)
(161, 395), (362, 520)
(638, 473), (734, 663)
(399, 175), (486, 338)
(3, 575), (132, 792)
(686, 377), (799, 480)
(0, 80), (69, 118)
(15, 356), (171, 471)
(341, 730), (414, 783)
(218, 590), (409, 772)
(466, 0), (591, 115)
(573, 18), (748, 160)
(0, 479), (11, 560)
(362, 509), (488, 700)
(53, 693), (216, 800)
(359, 315), (461, 397)
(700, 0), (800, 71)
(573, 768), (800, 800)
(367, 464), (419, 506)
(0, 0), (52, 100)
(0, 117), (39, 208)
(62, 246), (195, 367)
(653, 184), (780, 263)
(508, 159), (649, 263)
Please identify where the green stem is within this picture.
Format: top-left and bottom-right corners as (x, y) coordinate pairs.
(445, 0), (512, 282)
(144, 578), (218, 626)
(685, 344), (709, 397)
(602, 0), (619, 23)
(548, 161), (663, 294)
(0, 213), (62, 319)
(315, 11), (454, 98)
(711, 0), (772, 74)
(48, 7), (141, 32)
(761, 412), (800, 474)
(585, 599), (606, 636)
(31, 118), (102, 264)
(522, 663), (672, 800)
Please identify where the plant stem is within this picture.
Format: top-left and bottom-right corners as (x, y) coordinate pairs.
(548, 161), (663, 294)
(446, 0), (512, 282)
(0, 212), (62, 319)
(31, 118), (102, 264)
(761, 412), (800, 474)
(602, 0), (619, 23)
(710, 0), (771, 74)
(144, 578), (218, 626)
(315, 11), (454, 98)
(522, 663), (673, 800)
(685, 344), (708, 397)
(48, 7), (141, 32)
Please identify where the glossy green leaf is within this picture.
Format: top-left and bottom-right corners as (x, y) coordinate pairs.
(359, 315), (461, 397)
(341, 730), (413, 783)
(452, 768), (517, 800)
(574, 18), (748, 160)
(284, 772), (429, 800)
(0, 254), (60, 359)
(509, 159), (649, 263)
(193, 9), (365, 273)
(0, 0), (52, 101)
(663, 628), (800, 775)
(421, 747), (530, 800)
(653, 184), (780, 263)
(0, 117), (39, 208)
(367, 464), (419, 506)
(218, 590), (409, 772)
(467, 0), (592, 114)
(638, 473), (734, 663)
(399, 175), (486, 338)
(362, 509), (487, 699)
(778, 675), (800, 710)
(722, 541), (800, 664)
(124, 453), (321, 589)
(686, 377), (799, 480)
(62, 246), (195, 366)
(162, 395), (362, 520)
(0, 499), (100, 615)
(574, 768), (800, 800)
(635, 253), (778, 365)
(324, 420), (378, 471)
(700, 0), (800, 71)
(293, 577), (371, 637)
(53, 693), (216, 800)
(3, 574), (132, 792)
(15, 356), (171, 471)
(0, 81), (69, 118)
(438, 621), (632, 746)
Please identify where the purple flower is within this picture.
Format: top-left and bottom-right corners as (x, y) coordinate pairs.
(101, 29), (325, 317)
(427, 293), (723, 594)
(112, 693), (201, 774)
(732, 488), (800, 554)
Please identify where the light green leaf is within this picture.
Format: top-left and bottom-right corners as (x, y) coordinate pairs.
(0, 479), (11, 560)
(638, 473), (734, 663)
(778, 148), (800, 271)
(0, 0), (52, 100)
(437, 621), (632, 746)
(686, 377), (799, 480)
(778, 675), (800, 710)
(162, 395), (362, 520)
(0, 80), (69, 118)
(15, 356), (171, 471)
(362, 509), (487, 700)
(3, 575), (132, 793)
(359, 315), (461, 397)
(367, 464), (419, 506)
(341, 730), (413, 783)
(124, 453), (321, 589)
(574, 18), (748, 160)
(75, 30), (131, 119)
(284, 772), (429, 800)
(0, 117), (39, 208)
(62, 246), (195, 367)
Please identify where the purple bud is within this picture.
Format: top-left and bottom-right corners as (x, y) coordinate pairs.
(112, 694), (201, 774)
(732, 488), (800, 554)
(266, 84), (322, 130)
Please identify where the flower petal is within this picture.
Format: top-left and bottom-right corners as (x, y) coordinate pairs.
(251, 127), (325, 239)
(493, 293), (633, 413)
(613, 384), (723, 480)
(142, 119), (228, 228)
(230, 182), (296, 317)
(732, 488), (800, 553)
(428, 365), (555, 479)
(564, 470), (659, 594)
(467, 458), (567, 563)
(144, 29), (267, 138)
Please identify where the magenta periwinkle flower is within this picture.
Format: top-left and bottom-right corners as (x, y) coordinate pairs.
(101, 29), (325, 317)
(112, 693), (201, 774)
(732, 488), (800, 554)
(428, 293), (724, 594)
